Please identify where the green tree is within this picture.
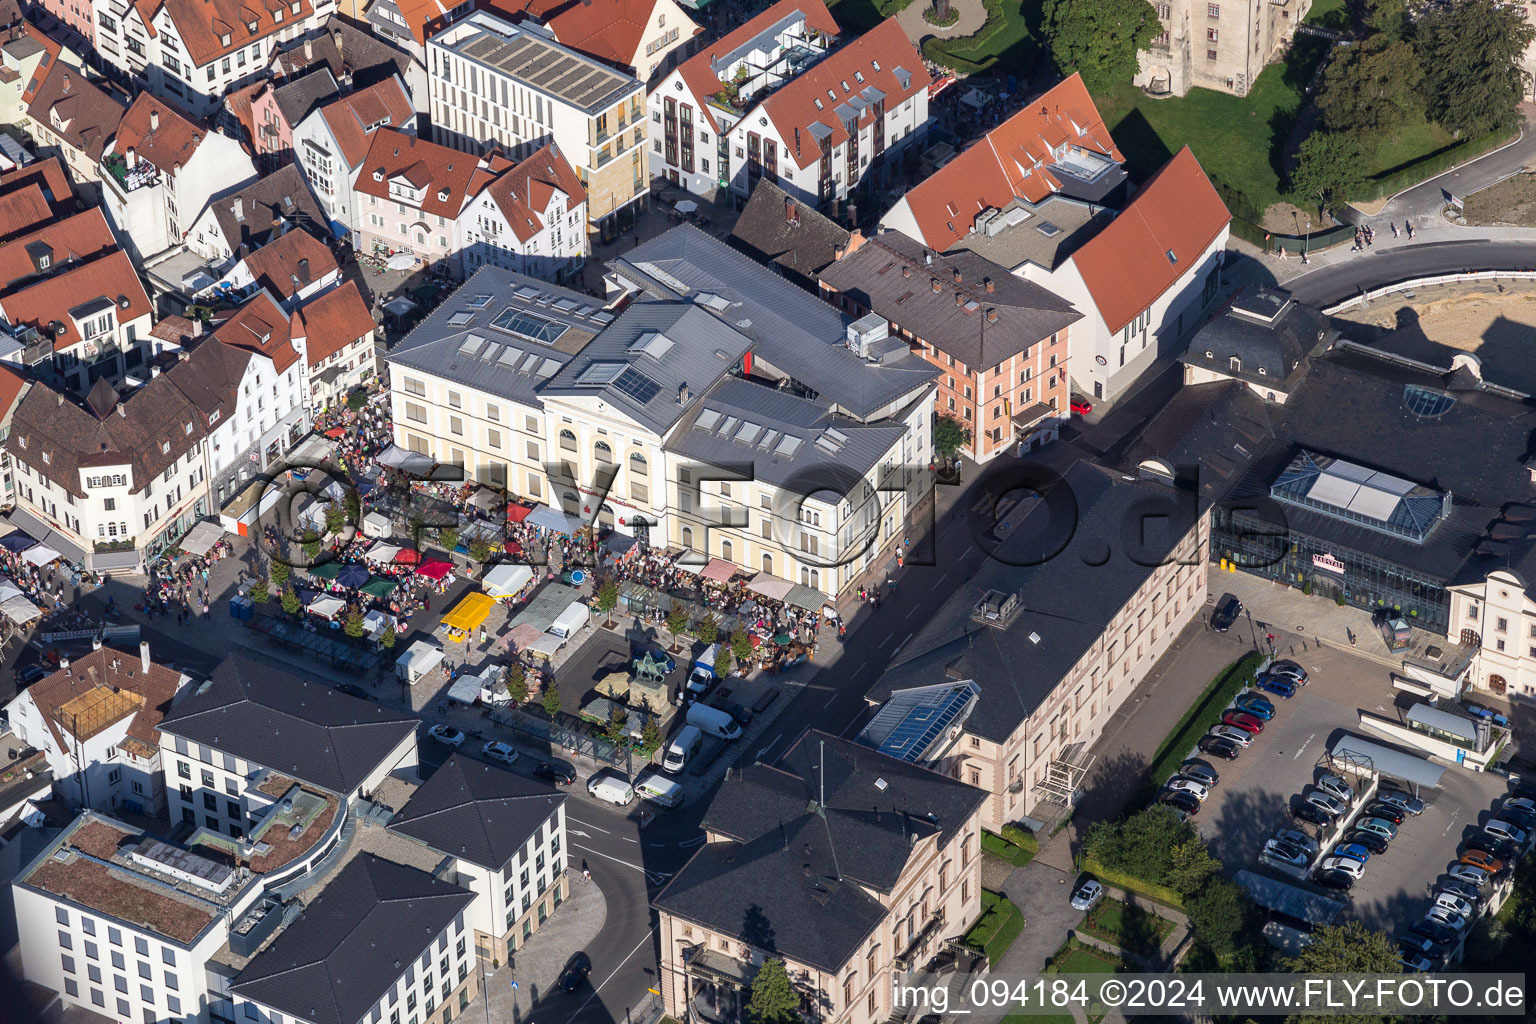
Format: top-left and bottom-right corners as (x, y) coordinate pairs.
(1289, 130), (1367, 213)
(594, 577), (620, 625)
(604, 702), (629, 745)
(469, 539), (492, 564)
(1283, 920), (1402, 973)
(1417, 0), (1536, 136)
(1316, 36), (1423, 138)
(933, 415), (970, 460)
(1081, 807), (1192, 883)
(325, 502), (348, 536)
(1364, 0), (1410, 42)
(269, 559), (290, 589)
(505, 663), (529, 704)
(745, 958), (801, 1024)
(1165, 838), (1220, 899)
(665, 603), (689, 651)
(714, 643), (734, 678)
(343, 489), (361, 527)
(730, 626), (753, 665)
(1042, 0), (1159, 94)
(343, 609), (365, 638)
(1184, 877), (1250, 956)
(302, 531), (322, 561)
(381, 625), (398, 649)
(438, 526), (459, 552)
(541, 686), (563, 719)
(280, 586), (302, 616)
(638, 717), (663, 758)
(696, 612), (719, 646)
(250, 573), (270, 603)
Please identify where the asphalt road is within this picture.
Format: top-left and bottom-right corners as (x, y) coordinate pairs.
(1284, 240), (1536, 309)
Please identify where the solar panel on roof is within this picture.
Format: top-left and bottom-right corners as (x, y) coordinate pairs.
(576, 362), (625, 385)
(613, 367), (662, 404)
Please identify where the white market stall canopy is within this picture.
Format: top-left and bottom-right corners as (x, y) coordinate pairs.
(307, 595), (346, 618)
(22, 544), (61, 567)
(396, 640), (444, 680)
(0, 594), (40, 624)
(368, 542), (403, 563)
(377, 445), (436, 476)
(482, 563), (533, 598)
(179, 520), (224, 556)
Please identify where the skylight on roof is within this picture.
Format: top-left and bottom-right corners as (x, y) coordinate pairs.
(468, 294), (493, 309)
(1165, 249), (1178, 265)
(613, 367), (662, 405)
(1404, 384), (1456, 417)
(458, 334), (485, 356)
(491, 308), (568, 345)
(576, 361), (625, 386)
(447, 311), (475, 326)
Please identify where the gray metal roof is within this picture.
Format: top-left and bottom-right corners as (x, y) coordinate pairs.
(541, 300), (751, 434)
(231, 855), (474, 1024)
(385, 266), (606, 409)
(1329, 734), (1447, 789)
(1404, 703), (1479, 745)
(610, 226), (939, 420)
(664, 377), (908, 489)
(432, 12), (641, 114)
(157, 655), (419, 795)
(1233, 869), (1347, 927)
(387, 753), (564, 870)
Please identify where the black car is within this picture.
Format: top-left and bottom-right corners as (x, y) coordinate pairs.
(1407, 920), (1459, 949)
(1313, 868), (1354, 892)
(15, 663), (46, 688)
(1210, 593), (1242, 632)
(1364, 803), (1406, 825)
(534, 760), (577, 786)
(1292, 803), (1334, 828)
(1464, 833), (1517, 861)
(557, 952), (591, 993)
(1500, 806), (1536, 832)
(336, 683), (370, 699)
(1397, 933), (1441, 957)
(1159, 790), (1201, 815)
(1198, 735), (1241, 760)
(1345, 830), (1389, 855)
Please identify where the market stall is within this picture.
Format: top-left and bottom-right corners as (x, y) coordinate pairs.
(307, 595), (346, 618)
(439, 591), (494, 641)
(367, 542), (403, 564)
(698, 557), (736, 584)
(179, 520), (224, 556)
(526, 504), (583, 535)
(747, 573), (795, 602)
(360, 578), (398, 601)
(482, 563), (534, 599)
(22, 545), (61, 567)
(395, 639), (445, 683)
(417, 560), (454, 581)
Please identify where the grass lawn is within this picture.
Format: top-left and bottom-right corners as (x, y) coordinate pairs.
(826, 0), (907, 33)
(963, 890), (1026, 966)
(1059, 948), (1120, 973)
(1079, 898), (1175, 957)
(922, 0), (1039, 75)
(982, 828), (1038, 868)
(1304, 0), (1350, 29)
(1371, 115), (1455, 176)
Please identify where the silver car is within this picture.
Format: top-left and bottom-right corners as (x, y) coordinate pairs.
(1210, 724), (1254, 748)
(1305, 790), (1347, 817)
(1316, 773), (1354, 803)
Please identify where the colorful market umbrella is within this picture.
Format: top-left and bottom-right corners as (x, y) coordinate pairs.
(336, 564), (370, 589)
(773, 633), (792, 646)
(323, 427), (347, 439)
(394, 548), (421, 565)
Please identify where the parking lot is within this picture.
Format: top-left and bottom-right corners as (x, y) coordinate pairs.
(1185, 642), (1511, 937)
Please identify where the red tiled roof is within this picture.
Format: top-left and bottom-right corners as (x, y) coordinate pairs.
(114, 93), (207, 179)
(1070, 146), (1230, 333)
(315, 76), (414, 167)
(0, 248), (150, 352)
(0, 207), (119, 297)
(26, 648), (185, 757)
(239, 228), (337, 301)
(353, 128), (492, 220)
(223, 80), (264, 153)
(761, 17), (927, 171)
(213, 289), (301, 373)
(496, 0), (699, 69)
(0, 364), (26, 421)
(0, 157), (74, 208)
(0, 184), (53, 242)
(676, 0), (839, 133)
(391, 0), (460, 46)
(154, 0), (317, 69)
(481, 142), (586, 243)
(895, 74), (1121, 251)
(295, 279), (375, 365)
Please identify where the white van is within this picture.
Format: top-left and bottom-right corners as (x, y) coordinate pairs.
(663, 725), (702, 774)
(686, 701), (741, 741)
(548, 600), (590, 639)
(586, 771), (634, 806)
(687, 644), (719, 695)
(636, 771), (683, 808)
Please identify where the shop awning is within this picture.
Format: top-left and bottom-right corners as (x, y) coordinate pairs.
(23, 544), (61, 566)
(507, 503), (533, 523)
(361, 578), (397, 600)
(785, 584), (828, 612)
(747, 573), (795, 601)
(179, 519), (224, 557)
(526, 504), (582, 534)
(377, 445), (436, 475)
(93, 550), (141, 571)
(6, 508), (50, 541)
(483, 563), (533, 598)
(700, 558), (737, 584)
(468, 488), (502, 512)
(307, 595), (346, 618)
(441, 592), (495, 633)
(417, 559), (453, 580)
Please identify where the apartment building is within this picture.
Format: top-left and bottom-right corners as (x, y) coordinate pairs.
(99, 94), (258, 265)
(225, 67), (339, 171)
(1451, 568), (1536, 702)
(869, 460), (1208, 829)
(206, 224), (339, 309)
(386, 752), (568, 965)
(458, 142), (589, 285)
(487, 0), (700, 86)
(292, 278), (378, 413)
(21, 60), (126, 202)
(91, 0), (333, 116)
(1136, 0), (1312, 98)
(654, 733), (986, 1024)
(184, 163), (330, 267)
(728, 179), (856, 292)
(820, 233), (1082, 461)
(291, 74), (417, 235)
(3, 644), (189, 815)
(34, 0), (95, 46)
(0, 363), (27, 504)
(155, 654), (419, 838)
(427, 10), (647, 239)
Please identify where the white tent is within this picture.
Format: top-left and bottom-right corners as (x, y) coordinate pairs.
(180, 520), (224, 556)
(396, 639), (445, 682)
(367, 542), (403, 563)
(527, 633), (565, 657)
(0, 581), (24, 603)
(482, 563), (533, 598)
(307, 595), (346, 618)
(1, 595), (40, 624)
(22, 544), (61, 566)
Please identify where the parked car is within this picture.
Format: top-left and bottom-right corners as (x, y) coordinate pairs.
(1482, 819), (1529, 847)
(1179, 762), (1221, 788)
(1345, 830), (1390, 855)
(336, 683), (370, 699)
(1210, 724), (1255, 748)
(1256, 674), (1298, 699)
(15, 664), (46, 688)
(1269, 659), (1310, 685)
(1355, 817), (1399, 841)
(1305, 790), (1347, 817)
(1437, 881), (1484, 908)
(1316, 774), (1354, 803)
(1446, 863), (1491, 887)
(1165, 778), (1210, 802)
(533, 760), (577, 786)
(1425, 906), (1468, 931)
(1398, 933), (1446, 958)
(1071, 879), (1104, 912)
(1210, 593), (1242, 632)
(481, 740), (519, 765)
(1264, 841), (1309, 867)
(1198, 735), (1242, 760)
(1332, 843), (1372, 864)
(427, 724), (466, 747)
(1160, 790), (1201, 815)
(1276, 828), (1320, 855)
(1364, 803), (1406, 825)
(1313, 868), (1355, 892)
(1293, 803), (1334, 828)
(1319, 855), (1365, 879)
(1407, 920), (1459, 951)
(1070, 396), (1093, 416)
(1500, 806), (1536, 833)
(1433, 892), (1476, 919)
(1234, 693), (1277, 719)
(557, 952), (592, 993)
(1219, 710), (1265, 734)
(1464, 834), (1516, 861)
(1399, 952), (1435, 973)
(1503, 796), (1536, 816)
(1459, 849), (1505, 874)
(1377, 790), (1425, 816)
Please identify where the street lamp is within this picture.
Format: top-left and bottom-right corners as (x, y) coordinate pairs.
(1302, 218), (1311, 265)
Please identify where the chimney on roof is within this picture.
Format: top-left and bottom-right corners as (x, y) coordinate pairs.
(901, 265), (911, 278)
(784, 196), (797, 225)
(297, 258), (310, 284)
(985, 307), (997, 323)
(150, 109), (159, 133)
(984, 277), (994, 293)
(930, 278), (940, 293)
(61, 72), (70, 93)
(117, 403), (126, 418)
(952, 267), (962, 284)
(304, 38), (313, 61)
(955, 291), (964, 307)
(126, 147), (136, 170)
(140, 641), (150, 673)
(833, 244), (845, 261)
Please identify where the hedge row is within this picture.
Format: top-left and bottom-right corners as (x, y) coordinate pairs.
(1078, 854), (1186, 910)
(1136, 652), (1266, 806)
(1358, 126), (1519, 202)
(921, 0), (1034, 74)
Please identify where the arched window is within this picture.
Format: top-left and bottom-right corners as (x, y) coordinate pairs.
(720, 539), (732, 562)
(681, 526), (694, 550)
(630, 452), (648, 470)
(594, 440), (613, 463)
(559, 428), (577, 452)
(762, 553), (773, 574)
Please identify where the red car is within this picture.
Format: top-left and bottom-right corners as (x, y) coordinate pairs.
(1219, 710), (1265, 734)
(1070, 397), (1093, 416)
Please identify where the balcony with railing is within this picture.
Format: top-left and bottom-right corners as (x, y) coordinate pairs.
(892, 908), (946, 972)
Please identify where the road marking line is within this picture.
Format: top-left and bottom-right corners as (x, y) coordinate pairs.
(906, 605), (921, 620)
(623, 837), (638, 843)
(571, 842), (653, 878)
(565, 930), (655, 1024)
(848, 661), (865, 675)
(1293, 733), (1315, 760)
(567, 816), (612, 834)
